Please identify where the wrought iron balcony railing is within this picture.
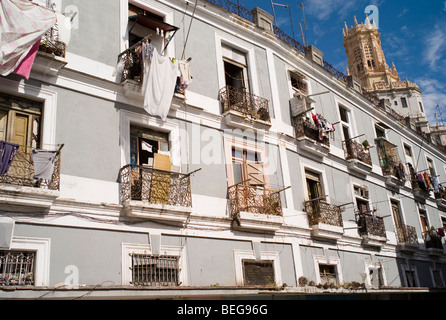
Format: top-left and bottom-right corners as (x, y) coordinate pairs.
(424, 230), (444, 250)
(344, 140), (372, 166)
(228, 183), (283, 217)
(293, 116), (330, 147)
(304, 199), (343, 227)
(120, 165), (192, 208)
(0, 147), (61, 191)
(356, 212), (386, 239)
(396, 224), (418, 246)
(39, 24), (67, 58)
(220, 86), (271, 123)
(118, 43), (143, 83)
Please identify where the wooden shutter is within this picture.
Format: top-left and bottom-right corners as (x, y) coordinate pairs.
(0, 111), (7, 141)
(150, 153), (171, 204)
(246, 162), (265, 186)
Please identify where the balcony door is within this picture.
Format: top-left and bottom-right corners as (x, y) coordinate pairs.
(305, 170), (324, 201)
(232, 147), (265, 187)
(391, 200), (405, 241)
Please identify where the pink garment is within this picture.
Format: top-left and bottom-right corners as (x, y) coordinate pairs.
(0, 0), (57, 78)
(13, 37), (41, 79)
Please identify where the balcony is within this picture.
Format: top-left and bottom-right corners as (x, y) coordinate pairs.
(120, 165), (192, 226)
(0, 146), (61, 209)
(33, 25), (68, 77)
(293, 116), (330, 157)
(424, 229), (444, 257)
(396, 224), (419, 253)
(435, 186), (446, 210)
(228, 183), (284, 233)
(219, 86), (272, 131)
(376, 138), (405, 189)
(344, 139), (373, 176)
(356, 212), (387, 248)
(304, 199), (344, 240)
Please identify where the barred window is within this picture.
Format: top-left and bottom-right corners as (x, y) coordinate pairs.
(0, 251), (36, 287)
(242, 260), (275, 286)
(130, 254), (180, 287)
(319, 264), (337, 285)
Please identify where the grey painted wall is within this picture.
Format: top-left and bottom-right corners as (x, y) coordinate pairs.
(54, 87), (121, 182)
(62, 0), (121, 66)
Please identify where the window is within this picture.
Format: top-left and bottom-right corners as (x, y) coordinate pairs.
(128, 4), (174, 52)
(130, 126), (169, 167)
(290, 73), (308, 94)
(419, 102), (424, 113)
(354, 185), (370, 214)
(242, 260), (275, 286)
(222, 44), (249, 91)
(405, 270), (416, 287)
(305, 170), (324, 200)
(339, 104), (351, 142)
(391, 199), (404, 235)
(427, 158), (436, 177)
(319, 264), (337, 285)
(0, 93), (42, 150)
(418, 208), (429, 235)
(0, 250), (36, 286)
(394, 100), (398, 106)
(130, 254), (180, 287)
(231, 147), (265, 187)
(401, 97), (408, 108)
(375, 125), (386, 138)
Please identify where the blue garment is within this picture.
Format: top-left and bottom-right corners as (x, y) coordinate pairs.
(0, 141), (19, 175)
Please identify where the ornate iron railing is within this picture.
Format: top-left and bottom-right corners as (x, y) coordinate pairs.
(118, 44), (143, 83)
(39, 24), (66, 58)
(344, 140), (372, 166)
(204, 0), (254, 22)
(228, 183), (283, 216)
(293, 116), (330, 147)
(120, 165), (192, 207)
(0, 251), (35, 287)
(357, 212), (386, 239)
(424, 230), (444, 250)
(396, 224), (418, 246)
(323, 61), (348, 84)
(219, 86), (271, 123)
(273, 26), (307, 55)
(0, 147), (61, 191)
(304, 199), (343, 227)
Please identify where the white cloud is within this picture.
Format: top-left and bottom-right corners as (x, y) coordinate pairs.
(424, 22), (446, 69)
(415, 77), (446, 124)
(305, 0), (356, 21)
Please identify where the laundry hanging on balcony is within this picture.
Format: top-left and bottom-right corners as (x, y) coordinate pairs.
(0, 0), (57, 79)
(311, 113), (335, 141)
(142, 47), (178, 121)
(32, 149), (58, 183)
(0, 141), (19, 176)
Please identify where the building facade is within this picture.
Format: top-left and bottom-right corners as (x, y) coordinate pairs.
(1, 0), (446, 299)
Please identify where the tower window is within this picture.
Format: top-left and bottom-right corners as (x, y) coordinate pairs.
(419, 102), (424, 113)
(401, 97), (408, 108)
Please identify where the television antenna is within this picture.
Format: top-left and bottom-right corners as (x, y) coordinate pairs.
(297, 1), (307, 47)
(271, 2), (296, 40)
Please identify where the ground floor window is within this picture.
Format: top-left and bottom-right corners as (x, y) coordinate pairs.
(318, 264), (337, 285)
(0, 250), (36, 286)
(242, 259), (275, 286)
(130, 253), (180, 287)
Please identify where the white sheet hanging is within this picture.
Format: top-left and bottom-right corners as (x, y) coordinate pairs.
(142, 47), (177, 121)
(0, 0), (57, 77)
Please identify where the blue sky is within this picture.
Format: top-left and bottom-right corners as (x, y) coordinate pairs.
(237, 0), (446, 124)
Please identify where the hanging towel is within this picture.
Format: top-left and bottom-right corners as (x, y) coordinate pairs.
(0, 0), (57, 78)
(32, 150), (58, 181)
(56, 12), (72, 46)
(0, 141), (19, 175)
(432, 175), (439, 194)
(142, 47), (178, 121)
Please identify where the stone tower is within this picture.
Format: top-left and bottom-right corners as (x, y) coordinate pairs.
(343, 16), (429, 133)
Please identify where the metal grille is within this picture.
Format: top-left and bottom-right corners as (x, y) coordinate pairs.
(396, 224), (418, 245)
(242, 260), (275, 286)
(0, 251), (35, 287)
(120, 165), (192, 207)
(357, 213), (386, 238)
(39, 24), (67, 58)
(228, 183), (283, 217)
(344, 140), (372, 166)
(219, 86), (271, 123)
(305, 199), (343, 227)
(131, 254), (180, 287)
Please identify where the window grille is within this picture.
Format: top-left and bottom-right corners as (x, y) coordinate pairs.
(0, 251), (35, 286)
(242, 260), (275, 286)
(130, 254), (180, 287)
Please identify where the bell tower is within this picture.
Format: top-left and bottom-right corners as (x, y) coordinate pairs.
(343, 16), (400, 92)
